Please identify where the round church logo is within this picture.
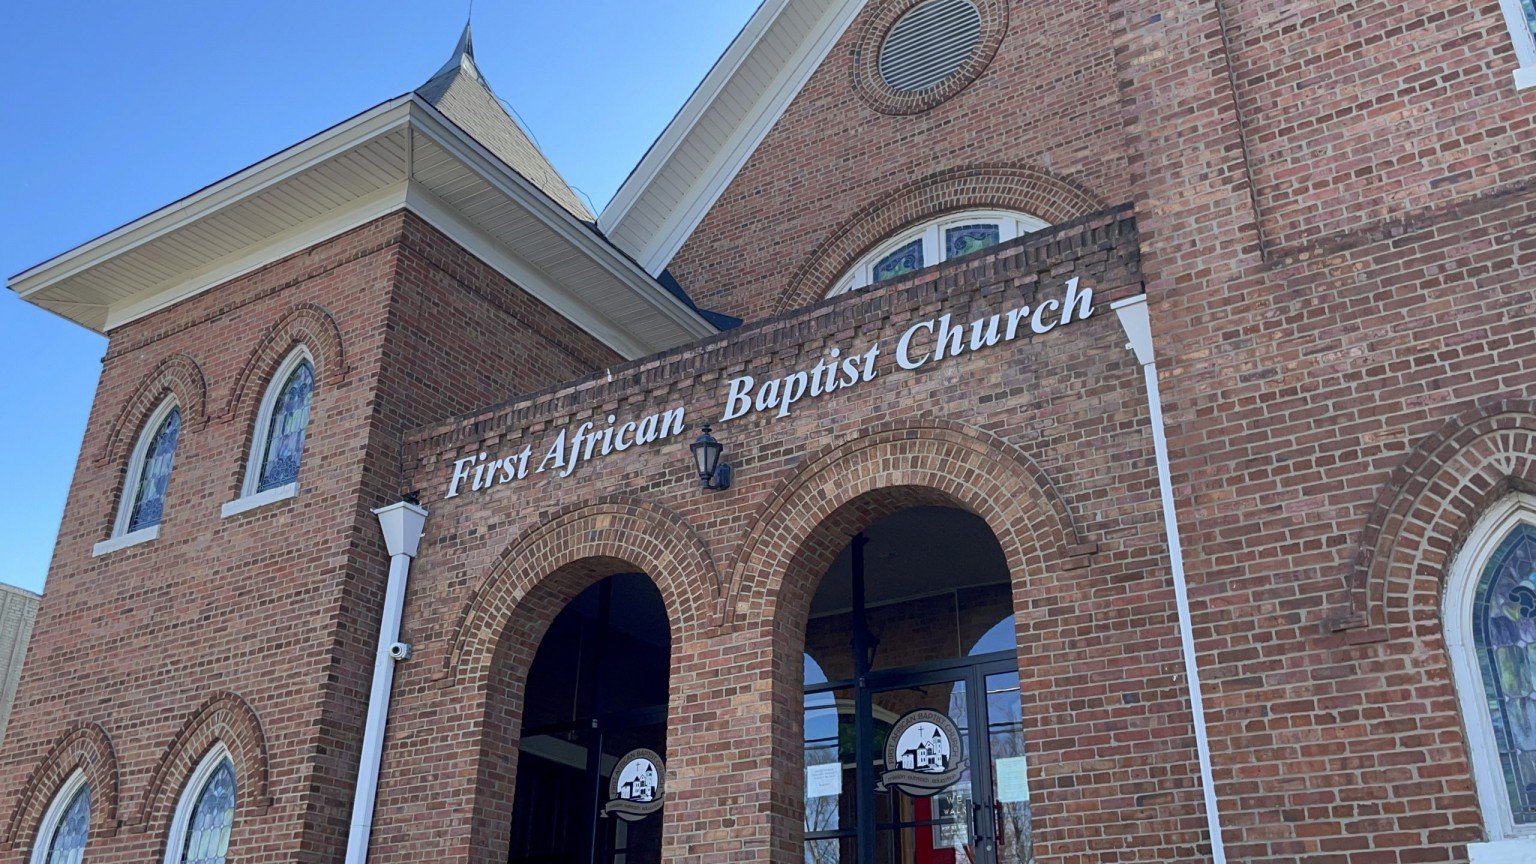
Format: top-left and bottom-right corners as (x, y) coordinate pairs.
(879, 710), (967, 797)
(603, 749), (665, 821)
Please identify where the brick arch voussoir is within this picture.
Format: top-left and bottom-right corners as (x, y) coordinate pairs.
(223, 302), (347, 423)
(449, 496), (721, 684)
(99, 353), (208, 467)
(1334, 398), (1536, 635)
(723, 420), (1089, 629)
(778, 164), (1104, 313)
(135, 692), (271, 831)
(3, 723), (120, 850)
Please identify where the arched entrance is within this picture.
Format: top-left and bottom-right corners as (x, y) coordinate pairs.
(802, 505), (1032, 864)
(507, 572), (670, 864)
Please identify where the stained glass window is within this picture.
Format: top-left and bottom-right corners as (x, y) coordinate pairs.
(181, 759), (235, 864)
(44, 784), (89, 864)
(1473, 522), (1536, 825)
(257, 359), (314, 492)
(944, 223), (1001, 260)
(872, 240), (924, 284)
(1524, 0), (1536, 38)
(128, 407), (182, 533)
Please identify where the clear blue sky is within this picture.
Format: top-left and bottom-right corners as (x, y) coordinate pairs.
(0, 0), (763, 594)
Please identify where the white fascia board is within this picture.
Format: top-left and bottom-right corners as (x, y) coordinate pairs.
(599, 0), (803, 233)
(605, 0), (866, 276)
(406, 98), (717, 342)
(403, 184), (652, 359)
(10, 98), (414, 298)
(105, 182), (410, 330)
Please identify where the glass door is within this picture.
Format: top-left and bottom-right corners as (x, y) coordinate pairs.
(865, 667), (983, 864)
(805, 655), (1030, 864)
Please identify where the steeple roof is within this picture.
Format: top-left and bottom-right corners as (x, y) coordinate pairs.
(417, 23), (593, 220)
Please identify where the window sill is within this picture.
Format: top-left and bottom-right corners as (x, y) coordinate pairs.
(1469, 839), (1536, 863)
(221, 482), (299, 519)
(92, 525), (159, 557)
(1517, 66), (1536, 91)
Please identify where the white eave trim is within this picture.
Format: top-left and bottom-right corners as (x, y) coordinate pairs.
(406, 97), (717, 344)
(10, 96), (716, 360)
(599, 0), (865, 275)
(599, 0), (802, 232)
(10, 97), (414, 297)
(103, 182), (410, 331)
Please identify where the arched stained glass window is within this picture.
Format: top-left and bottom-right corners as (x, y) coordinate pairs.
(127, 406), (182, 533)
(256, 358), (314, 493)
(39, 781), (89, 864)
(829, 210), (1050, 296)
(179, 758), (235, 864)
(1474, 522), (1536, 826)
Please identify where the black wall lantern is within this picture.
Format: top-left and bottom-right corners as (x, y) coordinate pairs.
(690, 425), (731, 490)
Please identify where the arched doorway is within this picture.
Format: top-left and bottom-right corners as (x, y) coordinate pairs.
(802, 506), (1032, 864)
(507, 572), (670, 864)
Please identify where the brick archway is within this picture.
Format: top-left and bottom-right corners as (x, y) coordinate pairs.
(100, 353), (207, 468)
(449, 497), (720, 864)
(719, 420), (1094, 862)
(135, 692), (271, 834)
(222, 301), (347, 423)
(725, 420), (1091, 630)
(2, 723), (119, 852)
(777, 165), (1103, 312)
(1331, 397), (1536, 638)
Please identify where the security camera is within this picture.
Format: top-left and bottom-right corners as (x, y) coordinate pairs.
(387, 641), (413, 661)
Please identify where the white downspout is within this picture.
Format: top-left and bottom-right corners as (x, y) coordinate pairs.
(344, 500), (428, 864)
(1112, 294), (1227, 864)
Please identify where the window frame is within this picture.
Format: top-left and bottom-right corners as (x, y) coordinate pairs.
(29, 769), (89, 864)
(1499, 0), (1536, 90)
(226, 346), (313, 516)
(829, 209), (1050, 297)
(163, 743), (235, 864)
(1445, 493), (1536, 849)
(95, 396), (180, 556)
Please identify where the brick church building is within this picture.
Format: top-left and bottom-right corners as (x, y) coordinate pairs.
(3, 2), (1534, 863)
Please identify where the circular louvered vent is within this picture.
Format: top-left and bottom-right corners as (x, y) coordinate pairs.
(878, 0), (983, 93)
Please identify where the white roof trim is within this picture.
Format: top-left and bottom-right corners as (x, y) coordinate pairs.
(104, 182), (410, 331)
(599, 0), (865, 275)
(408, 96), (716, 343)
(9, 97), (716, 359)
(10, 98), (413, 296)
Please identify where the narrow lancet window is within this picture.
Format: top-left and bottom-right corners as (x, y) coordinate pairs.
(127, 407), (182, 533)
(1475, 522), (1536, 826)
(256, 358), (314, 492)
(179, 758), (236, 864)
(39, 780), (90, 864)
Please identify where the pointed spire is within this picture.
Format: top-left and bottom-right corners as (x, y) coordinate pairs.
(414, 22), (594, 220)
(429, 21), (478, 82)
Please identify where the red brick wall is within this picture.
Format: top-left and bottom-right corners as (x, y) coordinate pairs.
(363, 211), (1203, 864)
(1111, 0), (1536, 860)
(0, 212), (617, 864)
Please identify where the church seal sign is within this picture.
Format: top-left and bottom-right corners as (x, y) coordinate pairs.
(604, 749), (665, 821)
(878, 709), (967, 797)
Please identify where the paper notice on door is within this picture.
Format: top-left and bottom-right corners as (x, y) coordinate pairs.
(994, 756), (1030, 803)
(806, 762), (843, 798)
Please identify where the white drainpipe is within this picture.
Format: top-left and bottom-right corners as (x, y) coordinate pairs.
(1112, 294), (1227, 864)
(344, 500), (428, 864)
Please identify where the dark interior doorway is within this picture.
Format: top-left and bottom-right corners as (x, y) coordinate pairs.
(507, 572), (670, 864)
